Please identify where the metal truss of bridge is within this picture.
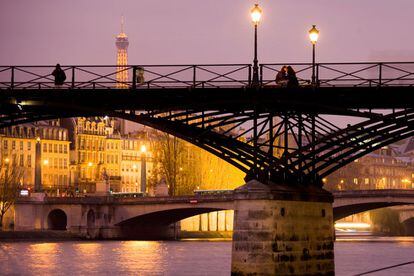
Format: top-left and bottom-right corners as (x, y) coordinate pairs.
(1, 62), (414, 187)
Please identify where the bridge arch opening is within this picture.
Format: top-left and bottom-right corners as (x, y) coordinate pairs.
(334, 202), (408, 221)
(87, 209), (95, 236)
(47, 209), (67, 230)
(402, 217), (414, 235)
(116, 207), (232, 239)
(117, 207), (230, 227)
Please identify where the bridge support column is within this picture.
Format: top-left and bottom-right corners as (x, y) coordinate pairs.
(231, 180), (334, 275)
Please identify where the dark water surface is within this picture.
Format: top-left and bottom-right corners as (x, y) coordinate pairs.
(1, 237), (414, 275)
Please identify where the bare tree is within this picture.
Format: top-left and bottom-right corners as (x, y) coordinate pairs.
(149, 132), (199, 195)
(0, 158), (23, 229)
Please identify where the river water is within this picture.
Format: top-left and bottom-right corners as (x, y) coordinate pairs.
(1, 237), (414, 275)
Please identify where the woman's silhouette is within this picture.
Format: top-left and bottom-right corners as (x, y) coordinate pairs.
(286, 66), (299, 88)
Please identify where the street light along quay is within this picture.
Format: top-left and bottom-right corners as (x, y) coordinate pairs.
(140, 144), (147, 195)
(309, 25), (319, 86)
(250, 3), (262, 86)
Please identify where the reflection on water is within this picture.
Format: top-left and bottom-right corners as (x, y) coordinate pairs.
(27, 243), (59, 271)
(1, 238), (414, 275)
(0, 241), (231, 276)
(336, 239), (414, 276)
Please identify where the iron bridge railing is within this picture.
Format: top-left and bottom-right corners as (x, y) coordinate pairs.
(1, 62), (414, 89)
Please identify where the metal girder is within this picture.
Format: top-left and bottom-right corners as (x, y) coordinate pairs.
(2, 89), (414, 187)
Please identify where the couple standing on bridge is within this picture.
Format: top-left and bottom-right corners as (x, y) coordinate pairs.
(275, 65), (299, 88)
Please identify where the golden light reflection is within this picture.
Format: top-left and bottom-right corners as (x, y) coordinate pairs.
(73, 242), (102, 255)
(116, 241), (162, 272)
(71, 243), (102, 272)
(27, 243), (59, 270)
(335, 222), (371, 229)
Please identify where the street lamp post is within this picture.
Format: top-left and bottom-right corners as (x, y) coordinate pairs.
(308, 25), (319, 86)
(140, 145), (147, 195)
(250, 4), (262, 86)
(34, 137), (42, 192)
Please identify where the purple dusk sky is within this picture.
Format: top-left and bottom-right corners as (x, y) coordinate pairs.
(0, 0), (413, 130)
(1, 0), (414, 65)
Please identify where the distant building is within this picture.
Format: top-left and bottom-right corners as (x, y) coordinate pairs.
(324, 145), (413, 191)
(0, 121), (70, 193)
(120, 132), (152, 193)
(62, 117), (121, 193)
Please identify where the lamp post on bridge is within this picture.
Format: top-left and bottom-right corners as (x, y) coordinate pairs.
(309, 25), (319, 86)
(250, 4), (262, 87)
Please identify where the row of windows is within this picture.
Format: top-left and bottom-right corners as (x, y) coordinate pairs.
(107, 142), (119, 150)
(122, 154), (142, 161)
(330, 177), (411, 185)
(3, 140), (32, 151)
(43, 174), (69, 186)
(78, 152), (119, 164)
(41, 129), (67, 141)
(122, 140), (143, 150)
(43, 143), (68, 154)
(121, 166), (141, 172)
(78, 138), (120, 151)
(3, 154), (32, 167)
(79, 168), (119, 178)
(122, 176), (140, 184)
(44, 158), (68, 169)
(77, 121), (106, 135)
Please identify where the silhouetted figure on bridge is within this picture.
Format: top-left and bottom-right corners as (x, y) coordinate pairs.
(275, 65), (288, 87)
(137, 67), (145, 86)
(287, 66), (299, 88)
(52, 64), (66, 88)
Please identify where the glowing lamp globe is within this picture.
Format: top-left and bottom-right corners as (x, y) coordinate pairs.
(250, 4), (262, 25)
(309, 25), (319, 44)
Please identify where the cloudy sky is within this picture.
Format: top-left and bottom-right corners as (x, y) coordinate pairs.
(1, 0), (414, 65)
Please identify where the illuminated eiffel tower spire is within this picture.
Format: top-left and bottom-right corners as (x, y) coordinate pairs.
(115, 16), (129, 88)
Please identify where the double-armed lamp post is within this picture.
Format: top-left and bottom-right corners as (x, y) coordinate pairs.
(308, 25), (319, 86)
(250, 4), (262, 86)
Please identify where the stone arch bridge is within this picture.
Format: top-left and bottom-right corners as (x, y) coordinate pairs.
(14, 189), (414, 239)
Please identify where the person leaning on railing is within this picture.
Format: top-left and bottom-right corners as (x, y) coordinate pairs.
(275, 65), (288, 87)
(137, 67), (145, 85)
(286, 66), (299, 88)
(51, 63), (66, 88)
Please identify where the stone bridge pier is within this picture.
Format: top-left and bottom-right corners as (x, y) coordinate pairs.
(231, 180), (335, 275)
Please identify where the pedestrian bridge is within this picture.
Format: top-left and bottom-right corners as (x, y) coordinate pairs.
(13, 189), (414, 239)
